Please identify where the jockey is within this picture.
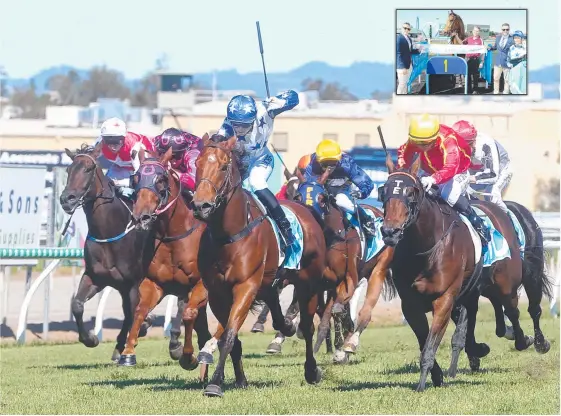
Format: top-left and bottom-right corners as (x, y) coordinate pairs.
(276, 154), (311, 200)
(216, 91), (300, 249)
(398, 114), (490, 243)
(93, 117), (154, 198)
(153, 127), (202, 199)
(303, 139), (377, 235)
(452, 120), (512, 214)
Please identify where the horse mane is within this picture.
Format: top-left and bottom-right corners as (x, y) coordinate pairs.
(75, 143), (96, 155)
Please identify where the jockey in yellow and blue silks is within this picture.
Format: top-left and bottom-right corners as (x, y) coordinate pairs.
(302, 139), (377, 235)
(216, 91), (299, 249)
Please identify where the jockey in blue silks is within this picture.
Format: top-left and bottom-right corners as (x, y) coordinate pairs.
(216, 91), (299, 250)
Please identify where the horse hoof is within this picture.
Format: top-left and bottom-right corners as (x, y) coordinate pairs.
(305, 367), (323, 385)
(197, 351), (214, 365)
(179, 354), (199, 371)
(343, 343), (357, 354)
(235, 379), (249, 389)
(111, 349), (121, 363)
(516, 335), (534, 351)
(534, 338), (551, 354)
(296, 327), (304, 340)
(468, 355), (481, 372)
(118, 354), (137, 366)
(467, 342), (490, 358)
(80, 333), (99, 348)
(504, 326), (515, 341)
(169, 344), (184, 361)
(251, 322), (265, 333)
(203, 384), (224, 398)
(266, 342), (282, 354)
(333, 350), (349, 365)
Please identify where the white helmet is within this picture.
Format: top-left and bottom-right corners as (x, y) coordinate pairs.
(100, 117), (127, 137)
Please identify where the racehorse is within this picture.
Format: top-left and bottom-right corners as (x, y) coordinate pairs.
(294, 168), (395, 364)
(442, 10), (466, 44)
(379, 156), (548, 391)
(192, 134), (326, 397)
(59, 144), (155, 362)
(117, 148), (213, 377)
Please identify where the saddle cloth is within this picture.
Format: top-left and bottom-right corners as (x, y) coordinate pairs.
(344, 209), (386, 263)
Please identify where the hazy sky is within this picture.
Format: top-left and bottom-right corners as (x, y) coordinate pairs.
(0, 0), (558, 79)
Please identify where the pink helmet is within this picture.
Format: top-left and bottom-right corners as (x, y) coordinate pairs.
(154, 128), (198, 155)
(452, 120), (478, 143)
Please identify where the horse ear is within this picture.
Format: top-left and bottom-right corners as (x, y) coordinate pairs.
(296, 169), (305, 183)
(162, 147), (173, 165)
(223, 135), (238, 150)
(410, 156), (421, 177)
(385, 153), (395, 173)
(91, 143), (102, 159)
(138, 147), (146, 164)
(202, 132), (209, 142)
(65, 148), (76, 160)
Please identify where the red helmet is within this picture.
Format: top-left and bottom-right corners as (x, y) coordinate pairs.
(452, 120), (478, 143)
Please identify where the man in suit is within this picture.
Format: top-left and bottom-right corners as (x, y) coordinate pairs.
(396, 22), (420, 94)
(489, 23), (514, 94)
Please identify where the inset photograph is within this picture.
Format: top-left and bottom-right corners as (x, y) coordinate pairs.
(395, 9), (527, 95)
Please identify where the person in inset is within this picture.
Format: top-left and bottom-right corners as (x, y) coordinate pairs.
(488, 23), (514, 94)
(507, 31), (527, 95)
(396, 22), (420, 95)
(93, 117), (154, 198)
(462, 26), (485, 94)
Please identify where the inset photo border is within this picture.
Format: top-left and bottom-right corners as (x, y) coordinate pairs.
(395, 8), (528, 95)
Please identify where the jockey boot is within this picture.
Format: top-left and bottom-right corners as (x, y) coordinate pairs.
(454, 195), (491, 244)
(356, 205), (376, 236)
(255, 189), (296, 248)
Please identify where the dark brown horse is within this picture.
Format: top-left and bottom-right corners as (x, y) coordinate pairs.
(59, 144), (155, 362)
(192, 135), (326, 397)
(117, 147), (214, 378)
(379, 155), (546, 391)
(294, 168), (395, 364)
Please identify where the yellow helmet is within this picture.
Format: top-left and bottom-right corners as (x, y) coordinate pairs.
(408, 114), (440, 144)
(316, 139), (342, 165)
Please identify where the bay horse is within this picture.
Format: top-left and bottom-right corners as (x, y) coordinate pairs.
(192, 135), (326, 398)
(379, 155), (545, 391)
(59, 144), (155, 362)
(293, 168), (395, 364)
(117, 147), (214, 377)
(442, 10), (466, 44)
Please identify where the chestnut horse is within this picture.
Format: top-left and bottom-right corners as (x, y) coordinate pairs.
(442, 10), (466, 44)
(59, 144), (155, 362)
(380, 154), (547, 391)
(117, 148), (214, 378)
(293, 168), (395, 363)
(192, 135), (326, 398)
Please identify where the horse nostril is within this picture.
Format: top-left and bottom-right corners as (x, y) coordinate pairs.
(67, 194), (76, 202)
(141, 214), (152, 223)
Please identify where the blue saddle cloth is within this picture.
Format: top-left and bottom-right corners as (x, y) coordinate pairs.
(471, 206), (511, 267)
(344, 210), (385, 263)
(506, 209), (526, 258)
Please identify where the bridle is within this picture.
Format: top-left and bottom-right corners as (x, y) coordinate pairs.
(67, 153), (115, 212)
(194, 142), (241, 215)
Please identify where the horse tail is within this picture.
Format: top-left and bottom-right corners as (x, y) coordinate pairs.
(505, 201), (554, 301)
(381, 267), (398, 302)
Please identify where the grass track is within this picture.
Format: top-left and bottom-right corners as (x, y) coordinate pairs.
(1, 304), (559, 414)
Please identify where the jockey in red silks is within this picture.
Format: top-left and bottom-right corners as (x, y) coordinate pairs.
(93, 117), (154, 198)
(275, 154), (312, 200)
(397, 113), (490, 243)
(153, 128), (203, 199)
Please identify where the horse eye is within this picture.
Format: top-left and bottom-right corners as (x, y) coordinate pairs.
(220, 164), (228, 171)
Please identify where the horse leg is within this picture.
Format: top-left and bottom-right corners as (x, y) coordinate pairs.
(119, 279), (163, 366)
(204, 279), (260, 398)
(193, 299), (212, 383)
(71, 273), (102, 348)
(464, 291), (490, 371)
(114, 283), (141, 362)
(266, 288), (300, 354)
(488, 290), (507, 338)
(169, 297), (186, 360)
(344, 266), (387, 354)
(503, 291), (534, 351)
(315, 292), (333, 353)
(401, 296), (443, 391)
(230, 336), (248, 389)
(448, 304), (467, 378)
(417, 294), (456, 392)
(522, 269), (551, 354)
(332, 309), (348, 364)
(313, 290), (335, 354)
(295, 282), (322, 384)
(262, 285), (297, 338)
(251, 304), (269, 333)
(179, 281), (208, 371)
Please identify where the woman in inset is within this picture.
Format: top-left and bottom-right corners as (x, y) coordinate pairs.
(506, 30), (527, 94)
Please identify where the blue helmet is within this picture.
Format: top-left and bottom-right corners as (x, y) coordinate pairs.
(226, 95), (257, 125)
(512, 30), (525, 38)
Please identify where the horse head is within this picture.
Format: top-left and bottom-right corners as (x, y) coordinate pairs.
(131, 147), (177, 230)
(379, 155), (426, 246)
(294, 166), (342, 226)
(443, 10), (465, 42)
(59, 143), (102, 214)
(192, 133), (240, 220)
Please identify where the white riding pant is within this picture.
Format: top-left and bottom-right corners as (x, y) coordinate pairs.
(97, 156), (133, 187)
(436, 172), (470, 207)
(472, 164), (512, 213)
(242, 148), (274, 192)
(335, 193), (356, 214)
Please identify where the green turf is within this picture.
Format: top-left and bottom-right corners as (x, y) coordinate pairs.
(1, 305), (559, 415)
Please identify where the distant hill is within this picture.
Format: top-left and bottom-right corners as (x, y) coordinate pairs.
(4, 62), (559, 99)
